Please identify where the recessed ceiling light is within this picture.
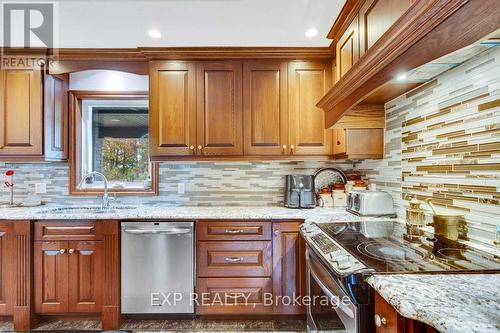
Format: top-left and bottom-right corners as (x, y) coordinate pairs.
(148, 29), (162, 39)
(305, 28), (318, 38)
(396, 73), (407, 81)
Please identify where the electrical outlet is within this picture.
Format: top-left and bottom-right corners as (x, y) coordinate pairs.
(177, 183), (185, 194)
(35, 182), (47, 194)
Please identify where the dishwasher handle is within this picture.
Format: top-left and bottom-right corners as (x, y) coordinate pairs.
(123, 228), (192, 235)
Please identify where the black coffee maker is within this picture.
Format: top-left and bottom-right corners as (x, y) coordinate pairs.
(284, 175), (315, 209)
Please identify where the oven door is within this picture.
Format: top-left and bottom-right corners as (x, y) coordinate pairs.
(306, 247), (358, 333)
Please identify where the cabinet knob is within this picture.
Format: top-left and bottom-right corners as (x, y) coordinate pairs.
(374, 314), (387, 327)
(274, 229), (279, 236)
(197, 145), (203, 150)
(189, 145), (195, 150)
(59, 249), (66, 254)
(337, 141), (341, 145)
(68, 249), (75, 254)
(282, 145), (287, 149)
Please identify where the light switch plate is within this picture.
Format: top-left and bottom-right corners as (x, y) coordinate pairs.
(35, 183), (47, 194)
(177, 183), (185, 194)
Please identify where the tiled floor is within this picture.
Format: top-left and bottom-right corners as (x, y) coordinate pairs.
(0, 318), (308, 332)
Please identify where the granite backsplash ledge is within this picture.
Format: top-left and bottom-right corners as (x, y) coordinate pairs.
(0, 160), (358, 207)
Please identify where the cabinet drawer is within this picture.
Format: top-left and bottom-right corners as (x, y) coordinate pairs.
(196, 277), (272, 314)
(197, 221), (271, 241)
(35, 221), (102, 241)
(197, 241), (272, 277)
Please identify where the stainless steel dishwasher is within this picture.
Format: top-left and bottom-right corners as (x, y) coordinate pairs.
(121, 221), (194, 314)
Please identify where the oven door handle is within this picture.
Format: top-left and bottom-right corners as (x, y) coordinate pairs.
(306, 251), (355, 319)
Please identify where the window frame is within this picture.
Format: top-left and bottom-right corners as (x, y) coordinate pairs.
(69, 91), (158, 196)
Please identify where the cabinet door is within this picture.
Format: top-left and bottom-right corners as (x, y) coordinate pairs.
(243, 61), (288, 155)
(149, 61), (197, 157)
(0, 223), (12, 315)
(0, 68), (43, 157)
(346, 128), (383, 159)
(359, 0), (412, 55)
(68, 241), (103, 312)
(197, 62), (243, 156)
(34, 241), (69, 313)
(288, 61), (333, 155)
(44, 74), (69, 161)
(333, 128), (347, 157)
(272, 221), (306, 314)
(336, 15), (359, 79)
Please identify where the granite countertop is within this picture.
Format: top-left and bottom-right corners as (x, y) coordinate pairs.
(367, 274), (500, 333)
(0, 204), (359, 222)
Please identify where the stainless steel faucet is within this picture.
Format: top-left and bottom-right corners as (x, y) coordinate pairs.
(77, 171), (112, 209)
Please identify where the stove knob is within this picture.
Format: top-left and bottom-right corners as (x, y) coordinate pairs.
(329, 250), (343, 261)
(304, 225), (317, 233)
(337, 257), (352, 270)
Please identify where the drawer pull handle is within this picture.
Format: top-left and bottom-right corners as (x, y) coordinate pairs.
(59, 249), (66, 254)
(375, 314), (387, 327)
(225, 229), (244, 234)
(225, 257), (244, 262)
(68, 249), (75, 254)
(225, 293), (246, 299)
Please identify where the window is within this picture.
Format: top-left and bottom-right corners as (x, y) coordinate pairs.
(70, 92), (158, 195)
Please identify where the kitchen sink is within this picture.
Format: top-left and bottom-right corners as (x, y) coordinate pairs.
(38, 206), (138, 215)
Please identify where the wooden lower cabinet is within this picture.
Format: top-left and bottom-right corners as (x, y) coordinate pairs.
(0, 222), (13, 316)
(196, 220), (305, 315)
(35, 240), (103, 314)
(375, 293), (438, 333)
(197, 278), (272, 314)
(30, 221), (121, 330)
(272, 221), (306, 315)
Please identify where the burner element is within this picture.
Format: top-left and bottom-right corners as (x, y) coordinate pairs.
(356, 241), (425, 262)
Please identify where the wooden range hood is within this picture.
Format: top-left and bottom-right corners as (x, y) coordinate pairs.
(318, 0), (500, 129)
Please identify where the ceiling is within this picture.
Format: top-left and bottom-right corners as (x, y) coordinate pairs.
(49, 0), (345, 48)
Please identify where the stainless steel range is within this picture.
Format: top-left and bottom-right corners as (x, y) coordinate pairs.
(301, 220), (500, 333)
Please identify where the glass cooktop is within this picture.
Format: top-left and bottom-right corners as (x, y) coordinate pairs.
(315, 221), (500, 273)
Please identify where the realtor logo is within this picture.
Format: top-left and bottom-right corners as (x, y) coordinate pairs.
(1, 1), (58, 69)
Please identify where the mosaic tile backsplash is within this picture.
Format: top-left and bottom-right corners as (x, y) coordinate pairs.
(358, 46), (500, 245)
(0, 161), (356, 207)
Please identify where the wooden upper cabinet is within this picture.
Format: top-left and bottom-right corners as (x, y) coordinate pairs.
(197, 62), (243, 156)
(44, 74), (69, 161)
(0, 67), (43, 158)
(333, 128), (383, 159)
(243, 61), (287, 155)
(288, 61), (333, 156)
(336, 15), (359, 79)
(359, 0), (412, 55)
(149, 61), (197, 157)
